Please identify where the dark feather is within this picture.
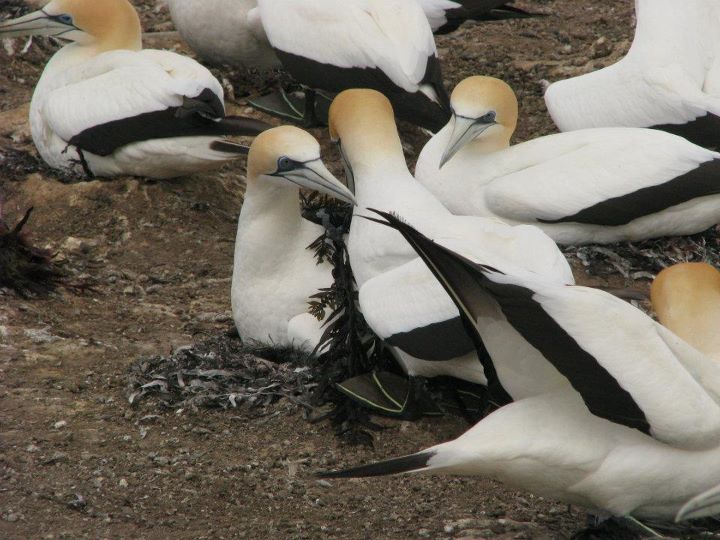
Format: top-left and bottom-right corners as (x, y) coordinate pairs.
(317, 450), (436, 478)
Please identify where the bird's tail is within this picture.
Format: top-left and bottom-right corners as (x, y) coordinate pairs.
(209, 140), (250, 155)
(317, 450), (436, 479)
(215, 116), (271, 137)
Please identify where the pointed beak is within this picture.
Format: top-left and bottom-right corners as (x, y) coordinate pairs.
(439, 115), (496, 169)
(284, 159), (357, 206)
(0, 10), (75, 39)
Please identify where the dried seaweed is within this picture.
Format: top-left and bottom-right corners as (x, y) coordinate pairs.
(126, 330), (316, 412)
(0, 206), (65, 297)
(565, 226), (720, 281)
(302, 193), (389, 445)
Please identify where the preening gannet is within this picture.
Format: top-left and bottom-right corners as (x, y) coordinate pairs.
(0, 0), (269, 179)
(544, 0), (720, 148)
(320, 212), (720, 523)
(415, 76), (720, 245)
(257, 0), (451, 131)
(231, 126), (356, 350)
(327, 89), (573, 411)
(165, 0), (279, 72)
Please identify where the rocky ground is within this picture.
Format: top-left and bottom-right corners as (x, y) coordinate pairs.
(0, 1), (699, 539)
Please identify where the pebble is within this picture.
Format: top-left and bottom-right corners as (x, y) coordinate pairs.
(53, 420), (68, 429)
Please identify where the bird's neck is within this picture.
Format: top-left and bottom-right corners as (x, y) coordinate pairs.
(464, 129), (513, 155)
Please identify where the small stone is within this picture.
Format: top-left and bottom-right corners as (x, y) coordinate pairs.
(53, 420), (67, 429)
(26, 444), (40, 453)
(5, 513), (20, 522)
(119, 478), (128, 488)
(591, 36), (612, 58)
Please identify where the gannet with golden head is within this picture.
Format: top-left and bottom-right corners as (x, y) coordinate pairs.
(327, 89), (573, 413)
(165, 0), (279, 72)
(415, 76), (720, 245)
(232, 126), (356, 350)
(257, 0), (451, 131)
(0, 0), (269, 179)
(545, 0), (720, 148)
(320, 213), (720, 525)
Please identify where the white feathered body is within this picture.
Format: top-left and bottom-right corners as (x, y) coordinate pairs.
(544, 0), (720, 133)
(416, 126), (720, 244)
(231, 181), (329, 350)
(31, 45), (238, 178)
(166, 0), (279, 71)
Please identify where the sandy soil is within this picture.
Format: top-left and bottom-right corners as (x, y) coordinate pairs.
(0, 1), (658, 538)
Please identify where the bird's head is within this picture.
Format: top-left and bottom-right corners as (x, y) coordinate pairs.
(440, 76), (518, 168)
(247, 126), (356, 205)
(0, 0), (141, 52)
(328, 89), (405, 189)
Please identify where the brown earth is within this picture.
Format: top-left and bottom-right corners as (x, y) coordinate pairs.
(0, 1), (658, 539)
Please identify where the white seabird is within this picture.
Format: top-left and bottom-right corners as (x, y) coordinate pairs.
(231, 125), (356, 350)
(544, 0), (720, 148)
(257, 0), (451, 131)
(415, 76), (720, 245)
(327, 89), (573, 412)
(0, 0), (269, 179)
(320, 213), (720, 524)
(165, 0), (279, 72)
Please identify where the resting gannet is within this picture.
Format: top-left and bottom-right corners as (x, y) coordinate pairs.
(544, 0), (720, 148)
(165, 0), (279, 72)
(415, 76), (720, 245)
(232, 126), (356, 350)
(0, 0), (269, 179)
(320, 212), (720, 524)
(328, 89), (572, 413)
(257, 0), (451, 131)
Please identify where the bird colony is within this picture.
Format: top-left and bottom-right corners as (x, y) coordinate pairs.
(3, 0), (720, 535)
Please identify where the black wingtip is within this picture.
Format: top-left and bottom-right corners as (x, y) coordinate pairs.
(316, 451), (436, 479)
(219, 116), (272, 136)
(210, 140), (250, 155)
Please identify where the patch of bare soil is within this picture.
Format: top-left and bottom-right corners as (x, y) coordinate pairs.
(1, 1), (686, 539)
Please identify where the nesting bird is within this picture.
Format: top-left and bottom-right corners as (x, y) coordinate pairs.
(0, 0), (269, 179)
(231, 126), (356, 351)
(321, 214), (720, 524)
(415, 76), (720, 245)
(544, 0), (720, 148)
(327, 89), (573, 413)
(256, 0), (451, 131)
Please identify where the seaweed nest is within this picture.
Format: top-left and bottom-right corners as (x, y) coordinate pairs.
(126, 329), (316, 413)
(566, 225), (720, 281)
(0, 206), (64, 297)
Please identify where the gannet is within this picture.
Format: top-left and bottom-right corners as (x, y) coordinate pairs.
(232, 125), (356, 350)
(544, 0), (720, 148)
(328, 89), (573, 413)
(165, 0), (279, 72)
(320, 213), (720, 524)
(0, 0), (269, 179)
(415, 76), (720, 245)
(257, 0), (451, 131)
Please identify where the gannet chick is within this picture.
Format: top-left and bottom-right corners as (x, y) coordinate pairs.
(232, 126), (355, 350)
(0, 0), (269, 179)
(257, 0), (451, 131)
(320, 212), (720, 523)
(165, 0), (279, 72)
(415, 76), (720, 245)
(327, 89), (573, 413)
(545, 0), (720, 148)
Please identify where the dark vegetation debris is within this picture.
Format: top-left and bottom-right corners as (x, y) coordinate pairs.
(566, 226), (720, 281)
(0, 206), (65, 297)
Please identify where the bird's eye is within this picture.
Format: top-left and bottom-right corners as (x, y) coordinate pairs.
(57, 14), (73, 25)
(479, 111), (496, 123)
(277, 156), (293, 172)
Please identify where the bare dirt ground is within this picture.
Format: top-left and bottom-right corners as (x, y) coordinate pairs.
(0, 1), (667, 538)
